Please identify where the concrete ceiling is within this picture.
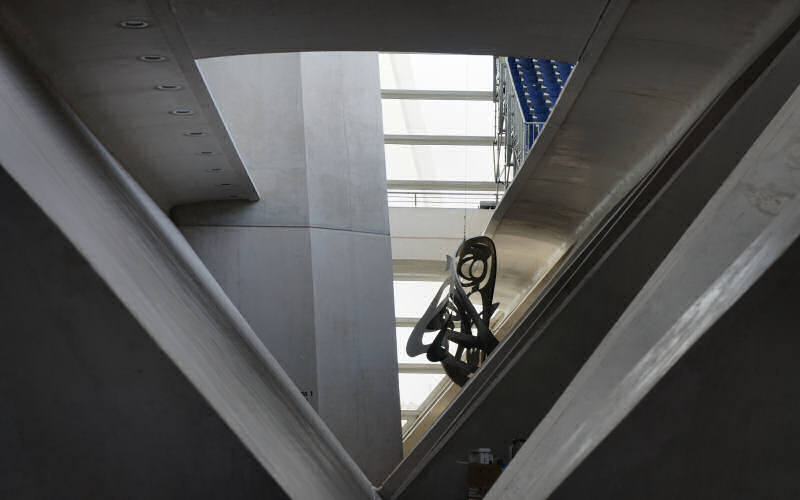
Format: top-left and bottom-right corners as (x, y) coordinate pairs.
(0, 0), (606, 210)
(169, 0), (602, 60)
(0, 0), (259, 208)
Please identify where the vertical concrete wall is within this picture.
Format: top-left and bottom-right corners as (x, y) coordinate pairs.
(173, 52), (401, 483)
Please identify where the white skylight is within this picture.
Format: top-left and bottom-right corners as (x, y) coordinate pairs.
(379, 53), (493, 91)
(381, 99), (494, 136)
(398, 373), (445, 411)
(384, 144), (494, 182)
(393, 281), (443, 319)
(380, 53), (495, 430)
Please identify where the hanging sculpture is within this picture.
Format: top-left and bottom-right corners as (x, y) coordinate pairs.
(406, 236), (499, 386)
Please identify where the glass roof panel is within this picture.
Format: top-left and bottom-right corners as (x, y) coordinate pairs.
(379, 53), (493, 91)
(399, 373), (445, 410)
(382, 99), (494, 136)
(396, 327), (417, 364)
(382, 52), (496, 428)
(385, 144), (495, 182)
(393, 281), (443, 318)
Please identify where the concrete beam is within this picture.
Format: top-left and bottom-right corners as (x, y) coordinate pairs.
(487, 0), (800, 323)
(0, 161), (290, 499)
(0, 36), (374, 500)
(488, 61), (800, 500)
(0, 0), (260, 208)
(550, 238), (800, 498)
(0, 0), (607, 209)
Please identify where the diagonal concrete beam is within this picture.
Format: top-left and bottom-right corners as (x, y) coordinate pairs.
(487, 65), (800, 500)
(0, 35), (374, 500)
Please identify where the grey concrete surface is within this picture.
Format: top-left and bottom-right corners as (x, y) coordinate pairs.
(309, 228), (398, 466)
(173, 52), (401, 484)
(177, 226), (319, 394)
(300, 53), (390, 235)
(383, 15), (800, 500)
(488, 0), (800, 322)
(170, 0), (603, 61)
(0, 36), (374, 500)
(487, 55), (800, 500)
(0, 0), (260, 208)
(3, 0), (796, 360)
(2, 0), (800, 497)
(1, 0), (795, 353)
(549, 237), (800, 499)
(0, 0), (606, 210)
(0, 167), (287, 500)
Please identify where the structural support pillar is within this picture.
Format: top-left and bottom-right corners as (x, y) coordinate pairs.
(172, 52), (401, 483)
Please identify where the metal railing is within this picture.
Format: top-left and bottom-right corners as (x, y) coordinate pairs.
(387, 189), (498, 209)
(494, 57), (545, 187)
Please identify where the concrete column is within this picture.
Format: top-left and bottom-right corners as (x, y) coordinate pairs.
(172, 52), (401, 482)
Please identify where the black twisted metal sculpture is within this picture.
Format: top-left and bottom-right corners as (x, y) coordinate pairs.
(406, 236), (499, 386)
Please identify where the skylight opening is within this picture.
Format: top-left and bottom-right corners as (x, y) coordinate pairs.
(381, 52), (574, 434)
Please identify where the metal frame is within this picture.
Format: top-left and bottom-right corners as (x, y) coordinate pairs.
(387, 189), (497, 208)
(494, 57), (545, 186)
(384, 134), (494, 146)
(398, 363), (445, 374)
(381, 89), (493, 101)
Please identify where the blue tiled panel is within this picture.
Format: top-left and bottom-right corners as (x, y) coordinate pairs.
(506, 56), (574, 151)
(507, 57), (574, 124)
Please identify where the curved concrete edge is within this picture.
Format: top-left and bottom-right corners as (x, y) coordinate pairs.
(0, 35), (375, 500)
(486, 76), (800, 500)
(486, 0), (800, 324)
(484, 0), (630, 238)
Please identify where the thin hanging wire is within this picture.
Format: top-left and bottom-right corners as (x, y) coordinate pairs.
(463, 83), (469, 244)
(493, 56), (501, 205)
(463, 169), (468, 243)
